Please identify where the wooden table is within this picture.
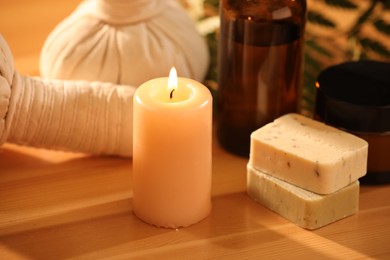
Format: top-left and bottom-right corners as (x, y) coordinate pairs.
(1, 1), (389, 259)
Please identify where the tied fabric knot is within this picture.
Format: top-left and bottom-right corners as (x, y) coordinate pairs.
(91, 0), (165, 25)
(40, 0), (209, 87)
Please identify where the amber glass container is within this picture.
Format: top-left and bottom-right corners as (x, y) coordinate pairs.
(315, 61), (390, 185)
(217, 0), (307, 157)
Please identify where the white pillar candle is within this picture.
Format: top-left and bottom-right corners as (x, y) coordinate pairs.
(133, 68), (212, 228)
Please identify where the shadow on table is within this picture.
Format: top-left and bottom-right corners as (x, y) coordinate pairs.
(0, 188), (337, 259)
(2, 145), (386, 258)
(312, 184), (390, 259)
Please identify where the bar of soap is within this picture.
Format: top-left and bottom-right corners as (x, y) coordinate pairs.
(247, 164), (359, 230)
(249, 113), (368, 194)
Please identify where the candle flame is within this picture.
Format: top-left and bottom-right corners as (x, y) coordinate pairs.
(168, 67), (178, 99)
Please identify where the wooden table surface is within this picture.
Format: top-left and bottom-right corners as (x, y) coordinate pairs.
(1, 1), (389, 259)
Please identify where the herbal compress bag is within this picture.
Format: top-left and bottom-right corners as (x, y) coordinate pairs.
(40, 0), (209, 85)
(1, 35), (134, 157)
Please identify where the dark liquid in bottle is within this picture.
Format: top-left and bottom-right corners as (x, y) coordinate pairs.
(218, 2), (305, 157)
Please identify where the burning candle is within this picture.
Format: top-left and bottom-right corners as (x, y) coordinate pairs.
(133, 68), (212, 228)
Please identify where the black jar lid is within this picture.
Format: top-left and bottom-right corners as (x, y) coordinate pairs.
(315, 60), (390, 133)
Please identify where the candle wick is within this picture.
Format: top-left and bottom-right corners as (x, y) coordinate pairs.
(170, 89), (175, 99)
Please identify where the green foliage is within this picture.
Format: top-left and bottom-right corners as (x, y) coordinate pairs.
(308, 11), (336, 27)
(355, 1), (376, 27)
(305, 40), (333, 58)
(301, 0), (390, 114)
(374, 19), (390, 35)
(324, 0), (357, 9)
(360, 38), (390, 58)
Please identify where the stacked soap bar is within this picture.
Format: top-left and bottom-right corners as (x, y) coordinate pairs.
(247, 113), (368, 229)
(247, 165), (360, 230)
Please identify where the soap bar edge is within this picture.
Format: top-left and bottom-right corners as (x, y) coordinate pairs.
(247, 164), (360, 230)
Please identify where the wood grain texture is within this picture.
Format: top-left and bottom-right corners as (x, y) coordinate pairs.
(1, 1), (389, 259)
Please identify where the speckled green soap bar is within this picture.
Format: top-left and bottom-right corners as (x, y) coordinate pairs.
(247, 164), (359, 230)
(249, 113), (368, 194)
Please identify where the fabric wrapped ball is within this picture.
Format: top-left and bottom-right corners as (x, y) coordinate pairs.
(40, 0), (209, 86)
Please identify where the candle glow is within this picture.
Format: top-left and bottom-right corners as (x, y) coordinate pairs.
(168, 67), (178, 99)
(132, 69), (213, 228)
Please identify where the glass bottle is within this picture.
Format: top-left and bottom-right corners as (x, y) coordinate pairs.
(217, 0), (307, 157)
